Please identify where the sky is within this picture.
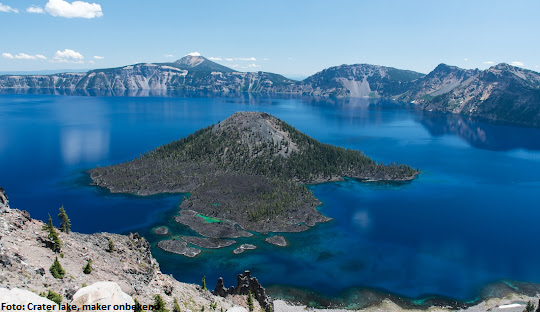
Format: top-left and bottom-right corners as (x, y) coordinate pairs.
(1, 0), (539, 77)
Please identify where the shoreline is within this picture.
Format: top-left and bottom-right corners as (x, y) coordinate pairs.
(273, 294), (540, 312)
(267, 280), (540, 311)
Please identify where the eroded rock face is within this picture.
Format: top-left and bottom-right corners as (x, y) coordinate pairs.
(71, 282), (134, 307)
(0, 288), (59, 308)
(0, 187), (9, 213)
(213, 271), (272, 311)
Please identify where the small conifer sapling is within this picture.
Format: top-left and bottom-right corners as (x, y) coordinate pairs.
(58, 205), (71, 233)
(49, 257), (65, 279)
(83, 259), (92, 274)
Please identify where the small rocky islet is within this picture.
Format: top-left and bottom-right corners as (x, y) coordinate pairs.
(264, 235), (288, 247)
(89, 112), (419, 256)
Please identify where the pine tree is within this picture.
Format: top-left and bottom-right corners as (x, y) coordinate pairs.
(172, 298), (181, 312)
(153, 295), (169, 312)
(42, 214), (54, 232)
(43, 214), (62, 252)
(133, 298), (146, 312)
(50, 228), (62, 252)
(107, 237), (115, 252)
(83, 259), (92, 274)
(524, 301), (535, 312)
(46, 290), (62, 305)
(247, 291), (254, 312)
(49, 257), (65, 279)
(202, 276), (206, 290)
(58, 205), (71, 233)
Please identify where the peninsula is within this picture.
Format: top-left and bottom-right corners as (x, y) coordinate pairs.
(89, 112), (418, 240)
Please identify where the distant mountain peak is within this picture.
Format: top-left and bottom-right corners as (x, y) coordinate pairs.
(175, 54), (206, 67)
(173, 53), (235, 72)
(433, 63), (463, 72)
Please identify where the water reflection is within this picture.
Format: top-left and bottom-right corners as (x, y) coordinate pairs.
(0, 88), (304, 100)
(61, 128), (109, 165)
(417, 112), (540, 151)
(52, 97), (111, 166)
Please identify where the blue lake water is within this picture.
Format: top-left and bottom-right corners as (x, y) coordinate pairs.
(1, 94), (540, 303)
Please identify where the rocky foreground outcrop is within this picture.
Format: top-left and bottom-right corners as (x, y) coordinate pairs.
(0, 187), (255, 311)
(214, 271), (272, 312)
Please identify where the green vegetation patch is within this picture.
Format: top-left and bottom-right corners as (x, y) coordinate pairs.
(197, 214), (222, 223)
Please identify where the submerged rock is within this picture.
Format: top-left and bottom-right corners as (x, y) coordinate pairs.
(181, 236), (236, 249)
(153, 226), (169, 236)
(157, 239), (201, 257)
(233, 244), (257, 254)
(264, 235), (288, 247)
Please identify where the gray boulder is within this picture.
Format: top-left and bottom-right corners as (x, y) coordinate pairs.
(71, 281), (134, 307)
(0, 288), (58, 308)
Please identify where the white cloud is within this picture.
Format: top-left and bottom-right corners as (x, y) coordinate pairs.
(0, 3), (18, 13)
(93, 55), (104, 60)
(263, 58), (270, 61)
(247, 63), (260, 68)
(2, 52), (47, 60)
(16, 53), (36, 60)
(225, 58), (233, 61)
(230, 64), (240, 68)
(464, 58), (469, 62)
(45, 0), (102, 18)
(510, 61), (524, 67)
(26, 6), (44, 13)
(483, 61), (495, 65)
(187, 52), (201, 57)
(164, 54), (174, 58)
(52, 49), (85, 63)
(208, 57), (223, 61)
(55, 49), (84, 60)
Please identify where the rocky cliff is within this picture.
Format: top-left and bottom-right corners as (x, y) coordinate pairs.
(295, 64), (424, 98)
(0, 55), (295, 93)
(397, 63), (540, 126)
(2, 56), (540, 126)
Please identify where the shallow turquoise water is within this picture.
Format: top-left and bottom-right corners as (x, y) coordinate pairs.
(1, 94), (540, 302)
